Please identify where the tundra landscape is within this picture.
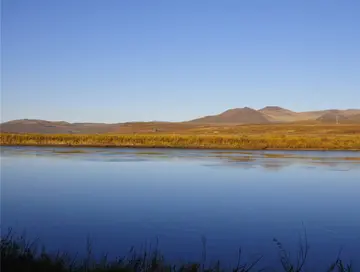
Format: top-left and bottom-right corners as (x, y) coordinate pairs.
(1, 107), (360, 150)
(2, 1), (360, 271)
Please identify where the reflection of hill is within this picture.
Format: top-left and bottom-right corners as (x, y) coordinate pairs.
(2, 147), (360, 171)
(260, 162), (287, 171)
(207, 152), (360, 171)
(219, 155), (255, 163)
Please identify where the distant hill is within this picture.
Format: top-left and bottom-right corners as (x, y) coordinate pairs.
(295, 109), (360, 120)
(0, 119), (120, 134)
(348, 113), (360, 122)
(0, 119), (199, 134)
(258, 106), (300, 122)
(1, 107), (360, 134)
(189, 107), (270, 124)
(190, 107), (360, 124)
(316, 113), (349, 123)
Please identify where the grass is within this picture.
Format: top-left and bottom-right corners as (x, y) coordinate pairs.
(0, 230), (354, 272)
(1, 132), (360, 150)
(185, 123), (360, 136)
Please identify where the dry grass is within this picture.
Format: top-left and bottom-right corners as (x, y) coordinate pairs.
(185, 123), (360, 136)
(1, 121), (360, 135)
(110, 123), (360, 136)
(1, 132), (360, 150)
(1, 231), (354, 272)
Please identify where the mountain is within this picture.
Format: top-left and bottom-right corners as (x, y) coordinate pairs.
(189, 107), (270, 124)
(0, 120), (199, 134)
(316, 113), (349, 123)
(0, 119), (120, 134)
(1, 107), (360, 134)
(348, 113), (360, 122)
(190, 107), (360, 124)
(342, 109), (360, 117)
(260, 108), (360, 123)
(258, 106), (300, 122)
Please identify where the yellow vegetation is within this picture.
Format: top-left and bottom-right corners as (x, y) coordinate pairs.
(1, 133), (360, 150)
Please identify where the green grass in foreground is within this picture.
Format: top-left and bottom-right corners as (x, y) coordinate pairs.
(1, 133), (360, 150)
(0, 232), (354, 272)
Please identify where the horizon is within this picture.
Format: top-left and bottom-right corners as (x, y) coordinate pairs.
(2, 105), (360, 124)
(2, 0), (360, 123)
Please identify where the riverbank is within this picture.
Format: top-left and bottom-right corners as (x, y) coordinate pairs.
(0, 234), (354, 272)
(1, 133), (360, 150)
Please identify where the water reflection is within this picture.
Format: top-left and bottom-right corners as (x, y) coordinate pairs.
(2, 146), (359, 172)
(1, 146), (360, 269)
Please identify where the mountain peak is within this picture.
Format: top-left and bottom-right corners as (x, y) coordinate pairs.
(190, 107), (270, 124)
(223, 107), (256, 113)
(259, 106), (291, 112)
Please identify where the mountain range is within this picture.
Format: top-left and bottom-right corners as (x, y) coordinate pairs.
(189, 106), (360, 124)
(1, 107), (360, 134)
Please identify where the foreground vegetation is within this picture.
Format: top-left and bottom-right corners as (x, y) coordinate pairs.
(0, 232), (355, 272)
(1, 132), (360, 150)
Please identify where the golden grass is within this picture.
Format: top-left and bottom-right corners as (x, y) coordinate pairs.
(185, 123), (360, 136)
(1, 133), (360, 150)
(105, 123), (360, 138)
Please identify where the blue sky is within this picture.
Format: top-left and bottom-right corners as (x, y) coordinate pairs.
(2, 0), (360, 123)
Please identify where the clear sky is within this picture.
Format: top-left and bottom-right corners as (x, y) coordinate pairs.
(2, 0), (360, 123)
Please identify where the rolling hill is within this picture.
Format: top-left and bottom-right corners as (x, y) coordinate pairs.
(349, 113), (360, 122)
(0, 119), (200, 134)
(190, 107), (360, 124)
(1, 107), (360, 134)
(0, 119), (121, 134)
(189, 107), (270, 124)
(258, 106), (300, 122)
(316, 113), (349, 123)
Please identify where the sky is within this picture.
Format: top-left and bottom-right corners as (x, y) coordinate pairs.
(1, 0), (360, 123)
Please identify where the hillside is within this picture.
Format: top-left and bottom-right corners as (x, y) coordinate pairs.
(349, 113), (360, 122)
(191, 107), (360, 124)
(1, 107), (360, 134)
(316, 113), (349, 123)
(189, 107), (270, 124)
(258, 106), (300, 122)
(0, 119), (120, 134)
(0, 119), (203, 134)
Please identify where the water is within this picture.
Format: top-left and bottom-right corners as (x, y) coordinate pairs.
(1, 146), (360, 270)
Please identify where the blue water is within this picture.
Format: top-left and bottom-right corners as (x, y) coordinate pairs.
(1, 146), (360, 270)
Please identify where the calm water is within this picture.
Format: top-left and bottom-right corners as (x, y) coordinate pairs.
(1, 146), (360, 270)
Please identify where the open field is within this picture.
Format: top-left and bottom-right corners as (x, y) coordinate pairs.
(1, 123), (360, 135)
(109, 123), (360, 136)
(1, 126), (360, 150)
(180, 123), (360, 136)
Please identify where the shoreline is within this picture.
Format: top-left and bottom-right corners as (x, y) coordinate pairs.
(1, 143), (360, 151)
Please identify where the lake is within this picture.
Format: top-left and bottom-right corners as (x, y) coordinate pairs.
(1, 146), (360, 270)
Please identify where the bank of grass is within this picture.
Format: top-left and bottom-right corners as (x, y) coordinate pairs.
(0, 233), (354, 272)
(1, 133), (360, 150)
